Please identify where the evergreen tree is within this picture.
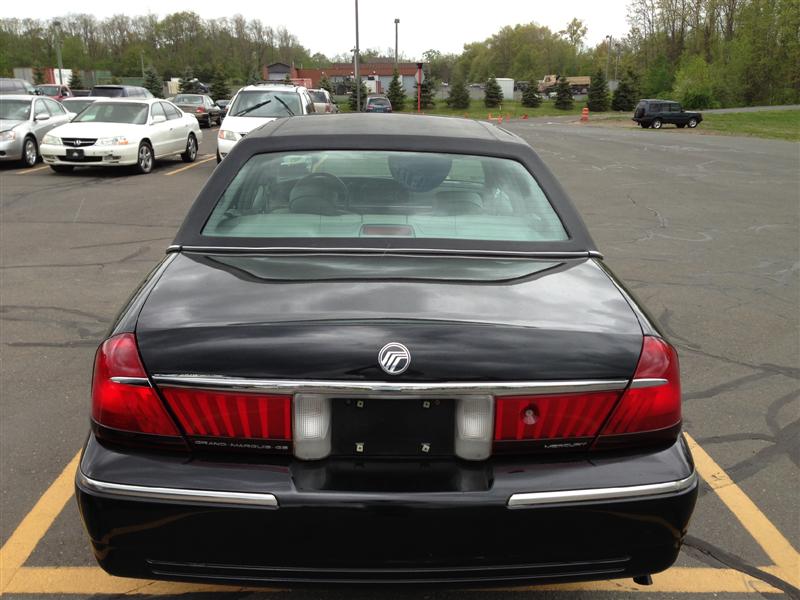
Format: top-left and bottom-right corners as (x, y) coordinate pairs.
(319, 75), (333, 93)
(521, 85), (542, 108)
(611, 69), (637, 111)
(386, 70), (406, 111)
(246, 67), (262, 85)
(209, 67), (230, 101)
(283, 73), (293, 84)
(33, 67), (45, 85)
(587, 69), (610, 112)
(142, 66), (163, 98)
(413, 70), (435, 109)
(68, 69), (83, 90)
(179, 67), (200, 93)
(554, 76), (573, 110)
(445, 78), (470, 109)
(348, 78), (369, 111)
(484, 75), (503, 108)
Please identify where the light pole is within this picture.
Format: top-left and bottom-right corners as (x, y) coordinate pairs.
(605, 35), (612, 83)
(53, 20), (64, 85)
(394, 19), (400, 69)
(354, 0), (361, 111)
(140, 50), (145, 78)
(614, 43), (621, 81)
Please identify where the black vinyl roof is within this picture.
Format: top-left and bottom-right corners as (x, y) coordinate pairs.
(173, 114), (597, 256)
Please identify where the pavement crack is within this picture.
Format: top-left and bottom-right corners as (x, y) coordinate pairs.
(683, 534), (800, 598)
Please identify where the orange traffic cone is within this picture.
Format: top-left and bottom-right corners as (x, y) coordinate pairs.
(581, 107), (589, 122)
(522, 114), (528, 120)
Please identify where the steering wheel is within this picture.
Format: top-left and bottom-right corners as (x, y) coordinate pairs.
(289, 172), (350, 215)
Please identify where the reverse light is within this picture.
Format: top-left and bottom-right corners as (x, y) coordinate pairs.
(218, 129), (238, 140)
(455, 396), (494, 460)
(596, 336), (681, 447)
(292, 394), (331, 460)
(96, 136), (129, 146)
(91, 333), (180, 437)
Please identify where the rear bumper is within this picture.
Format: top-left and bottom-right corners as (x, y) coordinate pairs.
(76, 435), (697, 586)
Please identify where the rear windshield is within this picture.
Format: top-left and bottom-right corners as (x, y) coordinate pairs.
(0, 99), (31, 120)
(174, 95), (203, 104)
(368, 98), (390, 106)
(228, 90), (301, 117)
(91, 86), (124, 97)
(202, 151), (568, 243)
(309, 91), (328, 102)
(38, 85), (60, 95)
(73, 102), (148, 124)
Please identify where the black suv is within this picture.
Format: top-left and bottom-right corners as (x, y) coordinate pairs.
(633, 99), (702, 129)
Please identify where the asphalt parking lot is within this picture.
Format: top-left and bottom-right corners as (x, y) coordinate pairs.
(0, 120), (797, 599)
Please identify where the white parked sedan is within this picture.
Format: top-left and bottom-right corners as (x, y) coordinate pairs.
(40, 98), (202, 174)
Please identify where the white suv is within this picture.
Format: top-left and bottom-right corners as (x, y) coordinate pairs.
(217, 84), (315, 162)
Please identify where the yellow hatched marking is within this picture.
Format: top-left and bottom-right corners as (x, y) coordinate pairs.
(686, 433), (800, 587)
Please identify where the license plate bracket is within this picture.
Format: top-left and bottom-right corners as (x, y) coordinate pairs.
(66, 148), (84, 159)
(331, 398), (455, 457)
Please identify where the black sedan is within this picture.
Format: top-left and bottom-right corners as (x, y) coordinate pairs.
(76, 114), (697, 587)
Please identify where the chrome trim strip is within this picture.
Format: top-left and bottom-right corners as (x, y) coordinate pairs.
(77, 472), (278, 508)
(176, 246), (596, 259)
(630, 378), (669, 389)
(110, 376), (151, 387)
(507, 472), (697, 507)
(151, 375), (630, 397)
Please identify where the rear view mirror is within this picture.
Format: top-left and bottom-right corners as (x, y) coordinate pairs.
(151, 115), (167, 124)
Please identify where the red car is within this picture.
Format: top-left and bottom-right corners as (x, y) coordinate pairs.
(35, 84), (72, 101)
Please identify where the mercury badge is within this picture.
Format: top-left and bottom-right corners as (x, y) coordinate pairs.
(378, 342), (411, 375)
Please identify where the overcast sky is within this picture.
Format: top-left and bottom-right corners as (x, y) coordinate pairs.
(9, 1), (631, 58)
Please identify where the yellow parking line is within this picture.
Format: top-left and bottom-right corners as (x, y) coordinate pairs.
(15, 164), (50, 175)
(164, 155), (215, 176)
(686, 433), (800, 587)
(0, 451), (80, 590)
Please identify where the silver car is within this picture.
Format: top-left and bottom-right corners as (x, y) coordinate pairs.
(0, 95), (72, 167)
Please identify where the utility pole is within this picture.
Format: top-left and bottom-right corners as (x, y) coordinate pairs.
(140, 51), (145, 78)
(394, 19), (400, 69)
(605, 35), (612, 83)
(53, 20), (63, 85)
(614, 43), (621, 82)
(354, 0), (361, 112)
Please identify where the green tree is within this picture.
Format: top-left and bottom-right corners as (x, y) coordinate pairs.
(142, 66), (163, 98)
(246, 67), (262, 85)
(554, 76), (573, 110)
(414, 70), (435, 109)
(319, 74), (333, 93)
(386, 70), (406, 111)
(611, 69), (638, 111)
(283, 73), (293, 84)
(209, 67), (230, 101)
(445, 78), (470, 109)
(521, 85), (542, 107)
(348, 78), (368, 111)
(587, 69), (609, 112)
(179, 67), (200, 93)
(484, 75), (503, 108)
(68, 69), (83, 90)
(33, 67), (45, 85)
(674, 56), (715, 109)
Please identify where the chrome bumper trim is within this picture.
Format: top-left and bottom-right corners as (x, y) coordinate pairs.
(508, 471), (697, 507)
(77, 472), (278, 508)
(151, 375), (630, 397)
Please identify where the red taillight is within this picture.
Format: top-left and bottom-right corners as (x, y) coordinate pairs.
(494, 391), (620, 447)
(161, 388), (292, 441)
(196, 107), (205, 113)
(597, 336), (681, 444)
(91, 334), (180, 436)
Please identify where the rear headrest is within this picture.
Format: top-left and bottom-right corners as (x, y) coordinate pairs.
(434, 191), (484, 215)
